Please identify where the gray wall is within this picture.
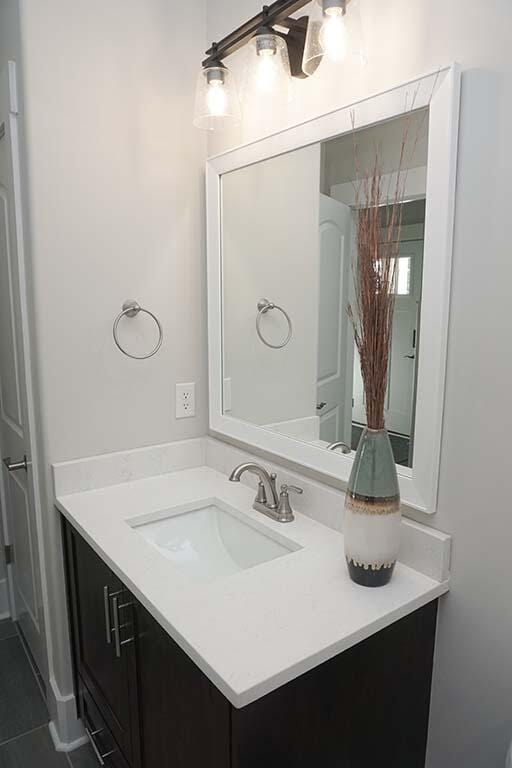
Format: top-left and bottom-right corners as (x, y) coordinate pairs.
(12, 0), (207, 728)
(206, 1), (512, 765)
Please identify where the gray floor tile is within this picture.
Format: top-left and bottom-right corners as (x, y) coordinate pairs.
(0, 636), (48, 743)
(0, 620), (16, 642)
(0, 726), (68, 768)
(68, 743), (97, 768)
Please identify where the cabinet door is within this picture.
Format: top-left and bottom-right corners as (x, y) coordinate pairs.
(64, 522), (140, 766)
(134, 600), (230, 768)
(231, 601), (438, 768)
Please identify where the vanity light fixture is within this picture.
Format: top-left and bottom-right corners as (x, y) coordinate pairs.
(247, 23), (292, 95)
(303, 0), (364, 74)
(193, 49), (241, 130)
(194, 0), (364, 130)
(303, 0), (347, 74)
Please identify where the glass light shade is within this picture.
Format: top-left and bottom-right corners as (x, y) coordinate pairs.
(243, 32), (291, 97)
(193, 64), (241, 131)
(303, 0), (366, 76)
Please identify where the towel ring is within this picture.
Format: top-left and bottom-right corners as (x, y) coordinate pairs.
(256, 298), (292, 350)
(113, 300), (163, 360)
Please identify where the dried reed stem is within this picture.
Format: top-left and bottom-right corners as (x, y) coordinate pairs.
(348, 103), (425, 430)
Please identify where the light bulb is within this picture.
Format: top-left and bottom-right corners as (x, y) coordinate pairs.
(206, 78), (228, 117)
(256, 49), (279, 92)
(244, 32), (291, 99)
(320, 8), (348, 62)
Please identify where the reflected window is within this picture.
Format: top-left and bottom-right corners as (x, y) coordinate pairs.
(395, 256), (412, 296)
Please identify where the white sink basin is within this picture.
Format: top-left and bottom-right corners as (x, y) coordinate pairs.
(128, 498), (300, 584)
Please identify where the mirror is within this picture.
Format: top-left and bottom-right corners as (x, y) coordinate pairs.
(221, 110), (428, 469)
(208, 67), (460, 513)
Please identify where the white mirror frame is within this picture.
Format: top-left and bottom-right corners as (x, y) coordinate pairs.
(207, 65), (460, 514)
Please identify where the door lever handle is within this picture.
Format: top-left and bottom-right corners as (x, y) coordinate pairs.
(3, 455), (29, 472)
(403, 354), (415, 360)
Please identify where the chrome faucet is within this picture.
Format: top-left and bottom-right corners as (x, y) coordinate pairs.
(229, 462), (302, 523)
(327, 441), (351, 454)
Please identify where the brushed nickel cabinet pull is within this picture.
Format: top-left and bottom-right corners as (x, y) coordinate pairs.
(112, 596), (122, 658)
(85, 726), (115, 766)
(103, 587), (112, 645)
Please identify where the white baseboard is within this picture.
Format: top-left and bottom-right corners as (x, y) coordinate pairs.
(48, 721), (89, 752)
(47, 675), (86, 751)
(0, 578), (9, 619)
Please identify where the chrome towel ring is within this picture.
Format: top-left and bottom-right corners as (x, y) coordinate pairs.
(113, 300), (163, 360)
(256, 298), (292, 349)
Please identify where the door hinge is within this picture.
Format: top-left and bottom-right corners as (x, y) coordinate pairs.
(4, 545), (13, 565)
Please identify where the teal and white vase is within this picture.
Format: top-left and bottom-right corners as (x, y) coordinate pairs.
(343, 428), (401, 587)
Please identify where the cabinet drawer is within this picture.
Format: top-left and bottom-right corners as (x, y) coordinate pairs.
(80, 682), (130, 768)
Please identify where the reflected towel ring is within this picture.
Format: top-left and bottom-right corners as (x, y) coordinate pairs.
(256, 298), (292, 349)
(113, 300), (163, 360)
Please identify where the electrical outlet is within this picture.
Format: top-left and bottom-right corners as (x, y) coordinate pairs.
(175, 382), (195, 419)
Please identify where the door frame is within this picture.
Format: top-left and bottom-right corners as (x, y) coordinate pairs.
(0, 60), (49, 680)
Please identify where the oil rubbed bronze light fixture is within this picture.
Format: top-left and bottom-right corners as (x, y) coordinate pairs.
(193, 0), (365, 130)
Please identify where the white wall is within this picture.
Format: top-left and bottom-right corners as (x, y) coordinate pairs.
(323, 108), (429, 189)
(13, 0), (207, 739)
(222, 144), (319, 426)
(207, 1), (512, 765)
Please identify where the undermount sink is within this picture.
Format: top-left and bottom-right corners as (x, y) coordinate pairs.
(128, 498), (300, 584)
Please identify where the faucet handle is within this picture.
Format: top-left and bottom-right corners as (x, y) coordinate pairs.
(276, 484), (303, 523)
(280, 484), (303, 496)
(255, 481), (267, 505)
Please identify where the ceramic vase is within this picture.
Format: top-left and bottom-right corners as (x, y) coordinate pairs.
(344, 428), (401, 587)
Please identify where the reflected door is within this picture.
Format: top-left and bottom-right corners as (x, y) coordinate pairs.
(385, 239), (424, 436)
(0, 64), (47, 676)
(316, 195), (353, 444)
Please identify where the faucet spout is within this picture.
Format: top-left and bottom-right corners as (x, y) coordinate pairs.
(327, 441), (351, 454)
(229, 462), (279, 509)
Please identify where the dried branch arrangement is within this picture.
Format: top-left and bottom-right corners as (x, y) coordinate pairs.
(348, 108), (424, 430)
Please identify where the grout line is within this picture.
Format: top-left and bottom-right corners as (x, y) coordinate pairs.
(14, 623), (48, 710)
(0, 723), (48, 749)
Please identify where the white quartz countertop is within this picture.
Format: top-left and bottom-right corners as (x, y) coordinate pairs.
(56, 465), (449, 708)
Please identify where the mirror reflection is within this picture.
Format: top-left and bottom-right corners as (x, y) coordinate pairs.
(221, 110), (428, 468)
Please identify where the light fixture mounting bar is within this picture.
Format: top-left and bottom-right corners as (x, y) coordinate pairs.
(202, 0), (311, 67)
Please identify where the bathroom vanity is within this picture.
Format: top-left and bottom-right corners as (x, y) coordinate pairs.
(57, 454), (449, 768)
(56, 65), (459, 767)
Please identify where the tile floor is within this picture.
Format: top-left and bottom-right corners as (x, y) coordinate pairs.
(0, 618), (96, 768)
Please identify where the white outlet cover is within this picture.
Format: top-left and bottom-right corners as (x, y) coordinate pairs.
(176, 382), (196, 419)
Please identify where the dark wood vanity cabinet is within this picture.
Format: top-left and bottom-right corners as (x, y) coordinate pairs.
(63, 523), (140, 767)
(63, 517), (438, 768)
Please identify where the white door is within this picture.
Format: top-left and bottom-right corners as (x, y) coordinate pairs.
(385, 239), (423, 436)
(0, 63), (47, 677)
(316, 194), (353, 444)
